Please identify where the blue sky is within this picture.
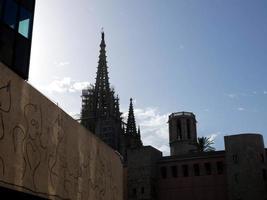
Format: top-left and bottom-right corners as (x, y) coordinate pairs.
(29, 0), (267, 155)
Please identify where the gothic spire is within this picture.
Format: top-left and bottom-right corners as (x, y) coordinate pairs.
(94, 31), (112, 117)
(126, 98), (137, 135)
(80, 31), (124, 153)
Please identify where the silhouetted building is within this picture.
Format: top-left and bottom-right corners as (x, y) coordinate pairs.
(0, 0), (35, 80)
(81, 32), (123, 152)
(121, 98), (143, 161)
(80, 32), (142, 160)
(127, 113), (267, 200)
(81, 32), (267, 200)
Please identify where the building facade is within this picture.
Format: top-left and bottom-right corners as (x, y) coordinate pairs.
(0, 0), (35, 80)
(80, 32), (142, 161)
(80, 34), (267, 200)
(127, 112), (267, 200)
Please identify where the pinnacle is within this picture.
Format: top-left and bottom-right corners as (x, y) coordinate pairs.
(126, 98), (137, 135)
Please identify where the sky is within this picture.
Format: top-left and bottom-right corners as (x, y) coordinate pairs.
(29, 0), (267, 155)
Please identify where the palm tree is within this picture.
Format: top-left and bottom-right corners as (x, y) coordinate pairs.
(196, 136), (216, 152)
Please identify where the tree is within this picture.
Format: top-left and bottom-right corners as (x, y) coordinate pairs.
(196, 136), (216, 152)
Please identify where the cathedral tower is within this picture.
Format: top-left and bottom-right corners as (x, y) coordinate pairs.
(168, 111), (197, 156)
(121, 98), (143, 161)
(125, 98), (142, 148)
(81, 32), (123, 151)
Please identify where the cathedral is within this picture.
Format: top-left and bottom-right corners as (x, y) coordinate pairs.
(80, 32), (267, 200)
(0, 0), (266, 198)
(80, 32), (142, 162)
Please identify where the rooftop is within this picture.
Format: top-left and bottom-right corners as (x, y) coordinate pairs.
(169, 111), (195, 119)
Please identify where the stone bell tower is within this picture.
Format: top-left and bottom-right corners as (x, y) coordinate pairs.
(168, 111), (198, 156)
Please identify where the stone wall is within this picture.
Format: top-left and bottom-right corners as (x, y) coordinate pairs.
(0, 63), (123, 200)
(225, 133), (267, 200)
(157, 152), (228, 200)
(127, 146), (162, 200)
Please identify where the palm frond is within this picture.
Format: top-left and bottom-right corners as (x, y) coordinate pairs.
(196, 136), (216, 152)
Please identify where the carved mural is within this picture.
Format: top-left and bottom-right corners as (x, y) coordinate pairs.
(0, 63), (122, 200)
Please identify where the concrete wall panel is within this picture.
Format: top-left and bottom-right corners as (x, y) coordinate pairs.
(0, 63), (123, 200)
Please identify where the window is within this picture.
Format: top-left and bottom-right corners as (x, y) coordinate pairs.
(204, 163), (211, 175)
(177, 119), (182, 140)
(233, 154), (238, 164)
(133, 188), (137, 197)
(261, 153), (265, 163)
(216, 161), (224, 174)
(18, 6), (32, 38)
(3, 0), (18, 29)
(0, 0), (4, 17)
(193, 164), (200, 176)
(0, 0), (34, 80)
(182, 165), (188, 177)
(187, 119), (191, 139)
(152, 186), (156, 197)
(234, 173), (239, 183)
(263, 169), (267, 181)
(161, 167), (167, 179)
(171, 166), (177, 178)
(141, 187), (144, 194)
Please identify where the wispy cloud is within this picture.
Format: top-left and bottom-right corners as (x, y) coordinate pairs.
(40, 77), (90, 93)
(207, 132), (221, 141)
(123, 107), (170, 155)
(227, 91), (267, 99)
(54, 61), (70, 67)
(227, 93), (238, 99)
(237, 107), (245, 111)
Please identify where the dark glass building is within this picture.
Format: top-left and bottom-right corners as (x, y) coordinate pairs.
(0, 0), (35, 80)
